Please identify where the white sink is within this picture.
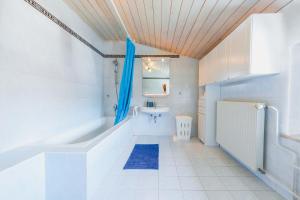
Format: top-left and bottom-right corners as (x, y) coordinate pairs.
(140, 106), (170, 114)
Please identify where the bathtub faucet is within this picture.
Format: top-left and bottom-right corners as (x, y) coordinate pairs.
(113, 104), (118, 116)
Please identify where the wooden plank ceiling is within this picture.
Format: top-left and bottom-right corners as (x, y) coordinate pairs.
(64, 0), (293, 59)
(63, 0), (127, 40)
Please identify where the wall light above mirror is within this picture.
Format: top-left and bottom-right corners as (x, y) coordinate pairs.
(142, 57), (170, 97)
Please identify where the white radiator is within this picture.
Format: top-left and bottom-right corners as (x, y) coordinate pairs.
(216, 101), (266, 171)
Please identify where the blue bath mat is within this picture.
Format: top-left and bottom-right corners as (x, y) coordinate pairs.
(123, 144), (159, 170)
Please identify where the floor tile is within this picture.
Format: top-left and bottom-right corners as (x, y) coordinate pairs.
(206, 157), (238, 167)
(219, 177), (248, 190)
(135, 189), (159, 200)
(159, 156), (175, 166)
(202, 149), (225, 159)
(212, 166), (239, 176)
(109, 189), (158, 200)
(175, 157), (192, 166)
(159, 165), (178, 177)
(190, 158), (210, 166)
(105, 136), (286, 200)
(118, 174), (158, 189)
(199, 177), (226, 190)
(120, 169), (158, 177)
(253, 191), (286, 200)
(189, 154), (207, 160)
(179, 177), (203, 190)
(229, 166), (252, 177)
(135, 136), (161, 144)
(206, 191), (234, 200)
(173, 152), (187, 157)
(107, 188), (135, 200)
(240, 177), (270, 191)
(229, 191), (258, 200)
(159, 177), (181, 190)
(183, 191), (209, 200)
(194, 165), (217, 176)
(159, 190), (184, 200)
(177, 166), (197, 176)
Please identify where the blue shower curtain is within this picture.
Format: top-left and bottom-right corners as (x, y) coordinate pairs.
(114, 38), (135, 124)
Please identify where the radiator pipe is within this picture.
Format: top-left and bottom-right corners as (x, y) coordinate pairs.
(267, 106), (300, 200)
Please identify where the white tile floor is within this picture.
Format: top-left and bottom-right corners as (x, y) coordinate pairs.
(100, 136), (286, 200)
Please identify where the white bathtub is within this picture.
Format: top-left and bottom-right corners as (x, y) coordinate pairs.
(43, 117), (133, 200)
(41, 117), (115, 146)
(0, 116), (133, 200)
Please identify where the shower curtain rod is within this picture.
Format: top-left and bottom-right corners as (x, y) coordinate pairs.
(24, 0), (180, 59)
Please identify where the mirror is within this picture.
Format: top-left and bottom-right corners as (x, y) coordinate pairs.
(142, 57), (170, 96)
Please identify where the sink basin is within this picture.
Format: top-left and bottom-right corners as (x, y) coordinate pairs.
(140, 106), (170, 114)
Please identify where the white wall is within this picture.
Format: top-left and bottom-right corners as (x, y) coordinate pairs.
(219, 1), (300, 198)
(0, 0), (105, 152)
(103, 44), (199, 136)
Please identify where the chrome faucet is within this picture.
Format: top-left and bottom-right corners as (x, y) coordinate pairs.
(113, 104), (118, 116)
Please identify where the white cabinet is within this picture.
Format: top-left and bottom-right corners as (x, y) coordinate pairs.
(198, 113), (205, 142)
(215, 40), (228, 82)
(198, 58), (207, 86)
(228, 19), (251, 79)
(198, 14), (284, 86)
(199, 46), (220, 86)
(197, 85), (220, 146)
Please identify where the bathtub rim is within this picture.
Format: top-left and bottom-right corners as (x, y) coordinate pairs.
(29, 117), (131, 152)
